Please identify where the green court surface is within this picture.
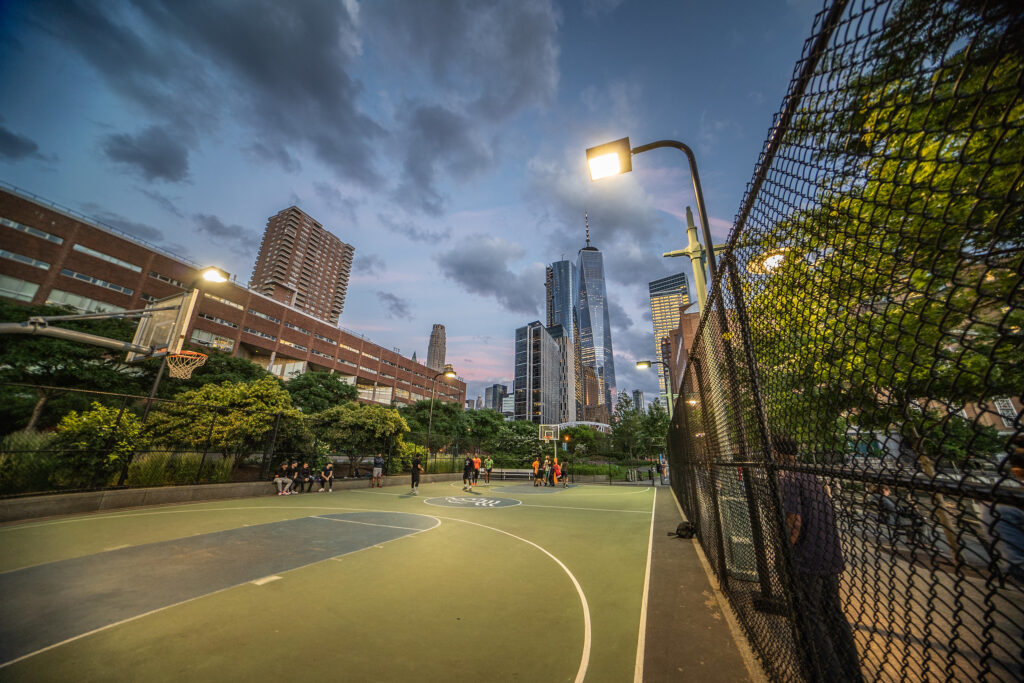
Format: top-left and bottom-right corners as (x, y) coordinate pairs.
(0, 481), (659, 682)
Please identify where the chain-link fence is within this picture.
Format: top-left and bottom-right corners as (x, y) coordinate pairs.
(667, 1), (1023, 680)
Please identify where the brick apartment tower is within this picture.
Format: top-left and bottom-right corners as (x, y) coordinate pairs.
(427, 324), (446, 371)
(249, 206), (354, 325)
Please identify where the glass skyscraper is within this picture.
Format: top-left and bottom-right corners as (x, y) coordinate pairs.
(545, 260), (581, 421)
(648, 272), (690, 408)
(577, 234), (615, 423)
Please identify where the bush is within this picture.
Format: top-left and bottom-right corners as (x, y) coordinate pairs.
(52, 402), (148, 489)
(0, 430), (59, 495)
(126, 452), (172, 487)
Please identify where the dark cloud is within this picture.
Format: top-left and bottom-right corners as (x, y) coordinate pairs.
(80, 204), (165, 243)
(139, 188), (184, 218)
(363, 0), (559, 121)
(354, 254), (385, 276)
(193, 213), (259, 254)
(245, 142), (300, 173)
(377, 213), (451, 244)
(393, 104), (495, 215)
(102, 125), (189, 182)
(377, 291), (412, 320)
(314, 182), (359, 224)
(607, 297), (634, 331)
(0, 124), (41, 160)
(434, 234), (542, 315)
(30, 0), (382, 187)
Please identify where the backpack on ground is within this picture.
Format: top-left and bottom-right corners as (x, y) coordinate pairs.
(669, 522), (696, 538)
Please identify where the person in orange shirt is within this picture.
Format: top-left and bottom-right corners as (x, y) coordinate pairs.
(553, 459), (562, 486)
(532, 457), (540, 486)
(472, 455), (482, 486)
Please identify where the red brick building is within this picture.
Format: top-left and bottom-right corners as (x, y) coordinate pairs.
(0, 187), (464, 407)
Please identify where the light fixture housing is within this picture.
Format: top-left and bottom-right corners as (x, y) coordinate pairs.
(442, 363), (457, 378)
(200, 266), (230, 283)
(636, 360), (652, 369)
(586, 137), (632, 180)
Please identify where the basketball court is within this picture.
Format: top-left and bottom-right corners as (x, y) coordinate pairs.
(0, 480), (661, 682)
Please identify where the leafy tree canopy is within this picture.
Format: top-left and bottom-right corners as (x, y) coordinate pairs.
(285, 371), (357, 413)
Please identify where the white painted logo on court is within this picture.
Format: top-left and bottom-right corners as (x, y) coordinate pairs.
(423, 496), (521, 508)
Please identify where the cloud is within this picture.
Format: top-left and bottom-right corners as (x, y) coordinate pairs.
(102, 125), (189, 182)
(434, 234), (543, 315)
(581, 0), (627, 16)
(193, 213), (260, 253)
(377, 213), (451, 243)
(393, 104), (496, 215)
(377, 291), (412, 320)
(607, 297), (634, 331)
(139, 188), (184, 218)
(245, 142), (300, 173)
(0, 124), (43, 161)
(80, 203), (165, 243)
(354, 253), (385, 275)
(314, 182), (359, 224)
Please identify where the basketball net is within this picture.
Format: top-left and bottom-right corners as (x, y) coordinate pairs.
(165, 350), (208, 379)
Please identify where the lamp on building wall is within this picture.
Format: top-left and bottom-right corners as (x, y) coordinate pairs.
(636, 359), (676, 419)
(427, 363), (457, 459)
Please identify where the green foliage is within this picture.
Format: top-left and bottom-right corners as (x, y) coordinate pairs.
(561, 425), (597, 456)
(147, 344), (275, 397)
(147, 377), (303, 459)
(52, 402), (147, 488)
(126, 452), (172, 487)
(285, 372), (357, 413)
(0, 430), (59, 494)
(392, 440), (428, 475)
(315, 403), (409, 463)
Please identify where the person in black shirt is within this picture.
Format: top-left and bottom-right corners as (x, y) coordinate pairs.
(462, 456), (474, 491)
(372, 453), (385, 488)
(410, 455), (423, 495)
(287, 461), (301, 494)
(272, 462), (293, 496)
(296, 463), (314, 493)
(320, 462), (334, 492)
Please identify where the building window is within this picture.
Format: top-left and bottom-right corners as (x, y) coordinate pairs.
(243, 327), (277, 341)
(198, 312), (238, 329)
(190, 328), (235, 352)
(149, 271), (184, 288)
(0, 249), (49, 270)
(1, 217), (62, 244)
(46, 288), (124, 313)
(311, 349), (334, 360)
(338, 359), (357, 368)
(0, 274), (40, 302)
(72, 244), (142, 272)
(204, 293), (243, 310)
(280, 339), (308, 352)
(314, 333), (337, 345)
(994, 397), (1018, 428)
(60, 268), (133, 295)
(284, 321), (311, 335)
(248, 308), (281, 323)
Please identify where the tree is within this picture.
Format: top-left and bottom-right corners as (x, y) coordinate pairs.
(145, 344), (274, 397)
(561, 425), (598, 457)
(52, 401), (148, 488)
(493, 420), (544, 462)
(398, 399), (464, 451)
(0, 301), (148, 432)
(738, 2), (1021, 468)
(461, 408), (507, 452)
(285, 371), (357, 413)
(611, 394), (644, 460)
(315, 403), (409, 475)
(146, 377), (304, 460)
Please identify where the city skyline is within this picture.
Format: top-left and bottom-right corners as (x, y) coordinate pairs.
(0, 1), (824, 402)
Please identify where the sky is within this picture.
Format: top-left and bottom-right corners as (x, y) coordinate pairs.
(0, 0), (824, 406)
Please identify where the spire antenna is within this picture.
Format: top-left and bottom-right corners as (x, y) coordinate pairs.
(585, 212), (591, 247)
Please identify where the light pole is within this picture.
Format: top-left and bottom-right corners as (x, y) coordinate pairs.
(426, 363), (457, 463)
(636, 359), (676, 420)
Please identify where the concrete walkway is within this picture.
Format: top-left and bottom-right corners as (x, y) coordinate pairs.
(642, 483), (763, 682)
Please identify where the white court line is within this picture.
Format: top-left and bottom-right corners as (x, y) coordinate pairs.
(437, 515), (592, 683)
(634, 486), (657, 682)
(0, 512), (442, 670)
(310, 516), (431, 532)
(519, 503), (651, 514)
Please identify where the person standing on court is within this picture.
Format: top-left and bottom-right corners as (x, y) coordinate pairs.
(484, 455), (493, 484)
(372, 453), (385, 488)
(532, 457), (541, 486)
(774, 433), (862, 682)
(463, 456), (475, 491)
(472, 454), (482, 486)
(319, 462), (334, 492)
(410, 453), (423, 495)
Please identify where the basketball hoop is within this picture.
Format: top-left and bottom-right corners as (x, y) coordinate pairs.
(165, 350), (207, 379)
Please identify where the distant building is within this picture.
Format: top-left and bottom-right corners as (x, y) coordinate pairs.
(427, 324), (446, 371)
(513, 321), (560, 424)
(484, 384), (508, 412)
(546, 259), (582, 420)
(475, 395), (483, 409)
(632, 389), (645, 413)
(465, 400), (475, 410)
(501, 395), (515, 419)
(249, 206), (354, 325)
(548, 324), (578, 423)
(577, 217), (615, 423)
(649, 273), (690, 408)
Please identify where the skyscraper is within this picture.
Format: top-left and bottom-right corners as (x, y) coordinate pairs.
(649, 273), (690, 408)
(427, 324), (446, 371)
(548, 324), (578, 424)
(632, 389), (645, 413)
(576, 216), (616, 424)
(249, 206), (354, 325)
(545, 259), (581, 421)
(484, 384), (508, 412)
(513, 321), (560, 424)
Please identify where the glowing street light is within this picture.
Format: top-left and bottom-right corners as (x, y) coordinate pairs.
(636, 359), (676, 419)
(200, 266), (230, 283)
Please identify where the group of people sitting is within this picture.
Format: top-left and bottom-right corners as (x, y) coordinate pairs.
(272, 461), (335, 495)
(531, 456), (567, 487)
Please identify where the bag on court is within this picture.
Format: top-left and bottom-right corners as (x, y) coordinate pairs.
(669, 522), (696, 538)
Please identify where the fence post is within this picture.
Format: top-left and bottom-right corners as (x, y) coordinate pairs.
(691, 356), (731, 589)
(261, 412), (283, 479)
(110, 396), (131, 487)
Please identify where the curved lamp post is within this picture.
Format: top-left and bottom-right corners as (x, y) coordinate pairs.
(426, 363), (457, 460)
(636, 359), (676, 420)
